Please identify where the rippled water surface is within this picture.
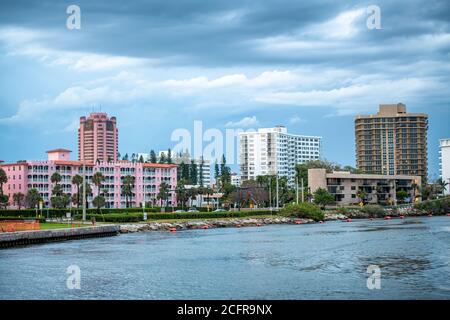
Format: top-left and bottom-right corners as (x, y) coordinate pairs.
(1, 217), (449, 299)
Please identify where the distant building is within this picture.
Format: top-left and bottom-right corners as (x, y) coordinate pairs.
(355, 103), (428, 181)
(0, 149), (177, 208)
(162, 151), (212, 187)
(239, 126), (321, 185)
(231, 173), (241, 187)
(439, 138), (450, 195)
(78, 112), (118, 163)
(308, 168), (421, 206)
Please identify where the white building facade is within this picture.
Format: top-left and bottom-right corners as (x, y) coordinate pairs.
(239, 126), (322, 185)
(439, 138), (450, 195)
(231, 173), (241, 187)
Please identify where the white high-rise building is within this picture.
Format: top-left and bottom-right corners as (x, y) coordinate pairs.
(239, 126), (322, 185)
(439, 138), (450, 195)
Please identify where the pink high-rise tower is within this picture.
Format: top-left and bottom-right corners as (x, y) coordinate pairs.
(78, 113), (118, 163)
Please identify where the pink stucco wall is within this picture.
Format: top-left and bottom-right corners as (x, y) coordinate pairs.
(1, 150), (177, 209)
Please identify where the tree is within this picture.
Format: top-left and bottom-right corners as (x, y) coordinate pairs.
(123, 153), (129, 161)
(51, 194), (70, 209)
(71, 174), (83, 208)
(180, 161), (190, 182)
(13, 192), (25, 209)
(92, 195), (106, 213)
(187, 187), (198, 207)
(436, 178), (449, 196)
(159, 152), (167, 164)
(189, 160), (198, 185)
(50, 172), (65, 208)
(149, 150), (157, 163)
(25, 188), (42, 209)
(0, 194), (8, 209)
(157, 182), (170, 207)
(357, 189), (368, 204)
(313, 188), (335, 209)
(396, 190), (409, 204)
(138, 155), (144, 163)
(199, 156), (204, 186)
(122, 175), (135, 208)
(175, 184), (188, 209)
(229, 180), (268, 208)
(92, 172), (105, 211)
(167, 148), (172, 164)
(219, 154), (231, 185)
(214, 161), (220, 184)
(0, 168), (7, 196)
(79, 183), (92, 209)
(205, 186), (214, 209)
(51, 172), (62, 185)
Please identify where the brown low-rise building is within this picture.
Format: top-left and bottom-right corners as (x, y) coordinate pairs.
(308, 168), (421, 206)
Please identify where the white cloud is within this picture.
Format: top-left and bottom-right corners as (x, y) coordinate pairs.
(225, 116), (259, 127)
(306, 8), (365, 39)
(289, 115), (304, 124)
(0, 27), (148, 72)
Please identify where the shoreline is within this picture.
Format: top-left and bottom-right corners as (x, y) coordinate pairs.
(119, 217), (316, 233)
(118, 212), (446, 233)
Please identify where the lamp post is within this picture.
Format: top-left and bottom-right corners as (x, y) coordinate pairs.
(82, 159), (86, 222)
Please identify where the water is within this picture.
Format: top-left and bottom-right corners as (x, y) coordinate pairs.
(1, 217), (450, 299)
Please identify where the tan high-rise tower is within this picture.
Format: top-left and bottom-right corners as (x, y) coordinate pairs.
(355, 103), (428, 181)
(78, 112), (118, 163)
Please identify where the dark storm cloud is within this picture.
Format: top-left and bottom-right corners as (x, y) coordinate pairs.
(1, 0), (447, 68)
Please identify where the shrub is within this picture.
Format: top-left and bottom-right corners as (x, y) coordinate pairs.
(279, 203), (324, 221)
(360, 205), (385, 217)
(414, 197), (450, 215)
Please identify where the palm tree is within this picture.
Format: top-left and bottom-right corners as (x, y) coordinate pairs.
(122, 175), (135, 208)
(437, 178), (449, 196)
(187, 187), (198, 207)
(92, 172), (105, 196)
(13, 192), (25, 209)
(25, 188), (42, 209)
(50, 172), (62, 185)
(0, 168), (7, 196)
(205, 187), (213, 210)
(79, 183), (92, 209)
(157, 182), (170, 208)
(92, 172), (105, 212)
(71, 174), (83, 208)
(175, 184), (187, 209)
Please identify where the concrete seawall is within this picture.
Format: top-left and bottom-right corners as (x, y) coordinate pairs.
(0, 225), (120, 249)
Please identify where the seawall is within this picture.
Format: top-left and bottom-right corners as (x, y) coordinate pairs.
(0, 225), (120, 249)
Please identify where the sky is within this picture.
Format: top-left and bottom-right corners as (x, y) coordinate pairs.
(0, 0), (449, 179)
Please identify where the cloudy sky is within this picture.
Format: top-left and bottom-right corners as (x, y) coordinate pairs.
(0, 0), (449, 178)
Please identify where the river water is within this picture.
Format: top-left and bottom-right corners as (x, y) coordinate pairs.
(1, 217), (449, 299)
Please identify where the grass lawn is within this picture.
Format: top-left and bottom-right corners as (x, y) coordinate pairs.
(39, 223), (91, 230)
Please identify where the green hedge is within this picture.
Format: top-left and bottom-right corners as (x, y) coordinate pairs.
(0, 207), (164, 218)
(414, 197), (450, 215)
(279, 203), (324, 221)
(72, 210), (275, 222)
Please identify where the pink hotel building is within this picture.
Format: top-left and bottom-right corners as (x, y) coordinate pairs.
(1, 149), (177, 208)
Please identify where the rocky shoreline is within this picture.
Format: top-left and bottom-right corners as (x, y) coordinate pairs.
(119, 217), (315, 233)
(118, 210), (446, 233)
